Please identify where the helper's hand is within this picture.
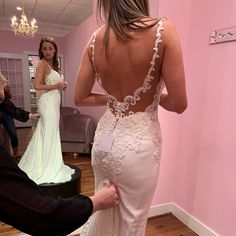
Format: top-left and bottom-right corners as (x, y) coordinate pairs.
(57, 80), (68, 90)
(90, 183), (119, 213)
(62, 81), (68, 90)
(29, 113), (40, 120)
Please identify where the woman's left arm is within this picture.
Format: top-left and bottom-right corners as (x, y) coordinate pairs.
(74, 45), (107, 107)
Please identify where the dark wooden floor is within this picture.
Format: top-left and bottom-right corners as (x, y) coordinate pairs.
(0, 128), (198, 236)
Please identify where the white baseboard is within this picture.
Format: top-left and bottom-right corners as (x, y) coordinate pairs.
(149, 202), (219, 236)
(148, 202), (172, 218)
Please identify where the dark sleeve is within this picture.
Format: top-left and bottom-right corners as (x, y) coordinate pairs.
(0, 98), (29, 122)
(0, 144), (93, 236)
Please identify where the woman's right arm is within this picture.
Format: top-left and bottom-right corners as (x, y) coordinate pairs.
(74, 39), (107, 107)
(34, 61), (65, 91)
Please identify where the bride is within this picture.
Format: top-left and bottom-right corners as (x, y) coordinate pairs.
(19, 36), (74, 185)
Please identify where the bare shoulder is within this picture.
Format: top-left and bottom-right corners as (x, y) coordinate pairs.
(86, 26), (105, 56)
(36, 60), (51, 76)
(161, 19), (180, 45)
(161, 19), (178, 33)
(36, 60), (46, 70)
(91, 25), (107, 48)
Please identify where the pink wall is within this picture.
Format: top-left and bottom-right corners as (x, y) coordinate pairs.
(158, 0), (236, 235)
(185, 1), (236, 235)
(0, 30), (65, 54)
(148, 0), (159, 17)
(63, 4), (106, 122)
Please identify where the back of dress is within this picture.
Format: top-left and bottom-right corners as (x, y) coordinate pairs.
(81, 19), (166, 236)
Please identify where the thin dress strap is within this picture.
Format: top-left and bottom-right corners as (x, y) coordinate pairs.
(42, 59), (53, 70)
(90, 29), (100, 75)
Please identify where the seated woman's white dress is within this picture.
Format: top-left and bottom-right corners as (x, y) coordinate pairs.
(18, 68), (74, 185)
(81, 19), (165, 236)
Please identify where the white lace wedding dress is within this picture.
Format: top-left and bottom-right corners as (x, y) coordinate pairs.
(81, 19), (165, 236)
(18, 65), (74, 185)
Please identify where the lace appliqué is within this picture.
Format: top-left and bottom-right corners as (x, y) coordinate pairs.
(92, 110), (162, 182)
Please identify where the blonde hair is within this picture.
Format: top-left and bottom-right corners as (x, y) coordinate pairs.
(0, 73), (7, 86)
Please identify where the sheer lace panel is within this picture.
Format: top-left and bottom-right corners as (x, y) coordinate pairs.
(90, 18), (165, 118)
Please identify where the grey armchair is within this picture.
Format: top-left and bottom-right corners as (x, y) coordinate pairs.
(59, 106), (96, 154)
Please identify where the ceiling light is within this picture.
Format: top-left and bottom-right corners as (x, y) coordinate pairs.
(11, 0), (38, 38)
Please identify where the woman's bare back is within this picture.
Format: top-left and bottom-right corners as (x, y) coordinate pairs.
(91, 19), (165, 116)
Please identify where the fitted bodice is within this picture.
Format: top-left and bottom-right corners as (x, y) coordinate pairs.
(90, 18), (165, 119)
(36, 67), (63, 105)
(44, 69), (63, 85)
